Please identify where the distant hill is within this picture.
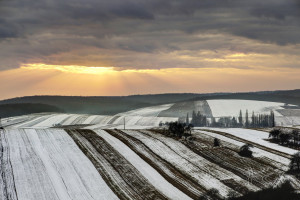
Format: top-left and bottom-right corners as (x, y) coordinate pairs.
(0, 94), (209, 116)
(188, 89), (300, 106)
(0, 89), (299, 117)
(0, 103), (64, 118)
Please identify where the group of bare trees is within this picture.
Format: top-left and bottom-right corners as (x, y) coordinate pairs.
(184, 110), (275, 128)
(167, 121), (193, 138)
(268, 128), (300, 172)
(190, 111), (207, 126)
(269, 128), (300, 148)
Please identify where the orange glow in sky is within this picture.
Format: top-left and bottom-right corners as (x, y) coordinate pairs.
(0, 62), (299, 100)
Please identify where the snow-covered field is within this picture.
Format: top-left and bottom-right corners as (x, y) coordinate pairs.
(2, 125), (300, 199)
(95, 129), (191, 200)
(0, 128), (118, 200)
(276, 116), (300, 127)
(204, 128), (298, 155)
(1, 98), (300, 199)
(123, 130), (256, 197)
(195, 130), (291, 170)
(207, 99), (286, 117)
(118, 104), (174, 117)
(3, 113), (177, 129)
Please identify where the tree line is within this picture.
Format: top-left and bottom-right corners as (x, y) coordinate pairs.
(269, 128), (300, 149)
(181, 110), (275, 128)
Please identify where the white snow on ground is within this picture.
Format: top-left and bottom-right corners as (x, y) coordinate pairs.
(82, 115), (99, 124)
(124, 130), (237, 197)
(86, 115), (177, 129)
(7, 112), (176, 129)
(32, 114), (70, 128)
(205, 128), (298, 155)
(207, 99), (285, 117)
(95, 129), (192, 200)
(140, 130), (259, 191)
(4, 128), (119, 200)
(276, 116), (300, 127)
(196, 130), (291, 170)
(118, 104), (174, 117)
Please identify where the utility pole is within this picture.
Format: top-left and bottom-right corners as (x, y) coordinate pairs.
(124, 117), (125, 130)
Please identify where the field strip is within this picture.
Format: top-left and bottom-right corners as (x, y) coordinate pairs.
(95, 129), (192, 200)
(105, 129), (205, 199)
(32, 114), (70, 128)
(138, 130), (259, 193)
(33, 128), (119, 200)
(181, 131), (283, 189)
(123, 130), (236, 197)
(5, 129), (60, 200)
(71, 115), (89, 125)
(62, 115), (81, 125)
(25, 129), (74, 200)
(200, 129), (292, 159)
(13, 115), (56, 128)
(0, 131), (18, 200)
(197, 130), (291, 170)
(66, 129), (168, 200)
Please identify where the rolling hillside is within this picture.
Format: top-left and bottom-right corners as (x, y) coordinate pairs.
(0, 89), (299, 118)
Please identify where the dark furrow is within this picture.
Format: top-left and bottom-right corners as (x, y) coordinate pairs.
(184, 141), (280, 190)
(0, 130), (18, 200)
(200, 129), (291, 159)
(149, 129), (285, 190)
(105, 129), (205, 199)
(66, 129), (168, 200)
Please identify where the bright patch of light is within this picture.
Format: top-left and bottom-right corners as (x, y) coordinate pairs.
(21, 63), (114, 74)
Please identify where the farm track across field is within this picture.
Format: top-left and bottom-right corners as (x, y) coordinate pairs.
(200, 129), (292, 159)
(105, 129), (205, 199)
(66, 129), (168, 200)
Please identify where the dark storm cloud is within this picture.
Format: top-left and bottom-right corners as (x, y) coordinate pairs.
(0, 0), (299, 70)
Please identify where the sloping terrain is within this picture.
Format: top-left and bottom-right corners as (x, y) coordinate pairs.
(1, 96), (300, 200)
(1, 122), (300, 199)
(207, 99), (286, 117)
(0, 89), (299, 117)
(0, 128), (118, 200)
(158, 100), (213, 118)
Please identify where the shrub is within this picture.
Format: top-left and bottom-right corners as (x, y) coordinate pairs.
(238, 144), (253, 157)
(213, 138), (221, 147)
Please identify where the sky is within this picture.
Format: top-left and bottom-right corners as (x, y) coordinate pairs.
(0, 0), (300, 99)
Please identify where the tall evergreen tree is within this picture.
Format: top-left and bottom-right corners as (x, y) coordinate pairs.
(191, 110), (196, 125)
(238, 110), (243, 126)
(251, 111), (255, 127)
(186, 113), (189, 124)
(270, 110), (275, 127)
(245, 110), (249, 128)
(232, 117), (238, 127)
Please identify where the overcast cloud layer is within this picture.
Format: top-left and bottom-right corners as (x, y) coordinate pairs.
(0, 0), (300, 70)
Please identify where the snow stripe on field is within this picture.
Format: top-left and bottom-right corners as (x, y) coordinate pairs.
(0, 132), (18, 200)
(118, 104), (174, 117)
(207, 99), (285, 117)
(140, 130), (258, 191)
(196, 130), (291, 170)
(34, 129), (119, 200)
(6, 128), (119, 200)
(25, 129), (72, 200)
(6, 129), (60, 200)
(95, 129), (192, 200)
(205, 128), (297, 155)
(124, 130), (234, 197)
